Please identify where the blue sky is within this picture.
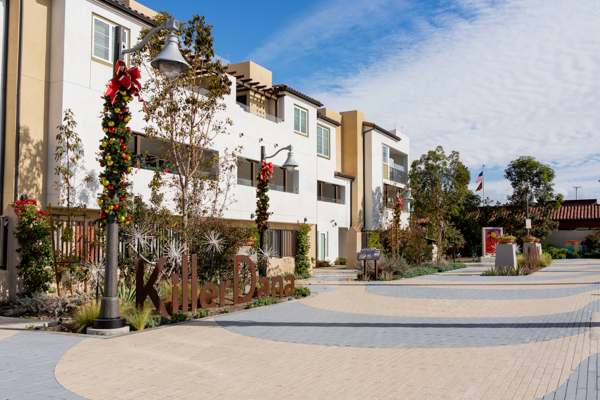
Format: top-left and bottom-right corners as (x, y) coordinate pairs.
(141, 0), (600, 204)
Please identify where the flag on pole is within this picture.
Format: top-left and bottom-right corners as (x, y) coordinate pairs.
(476, 182), (483, 192)
(476, 171), (483, 183)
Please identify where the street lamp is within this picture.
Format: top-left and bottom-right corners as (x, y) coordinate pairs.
(257, 144), (298, 276)
(94, 18), (189, 332)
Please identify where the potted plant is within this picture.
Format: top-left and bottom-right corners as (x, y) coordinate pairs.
(522, 235), (537, 243)
(497, 235), (516, 244)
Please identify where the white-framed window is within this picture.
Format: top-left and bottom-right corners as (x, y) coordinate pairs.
(92, 14), (129, 66)
(383, 145), (389, 164)
(294, 106), (308, 136)
(317, 125), (330, 157)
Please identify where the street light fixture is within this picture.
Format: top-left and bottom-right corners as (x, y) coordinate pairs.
(94, 18), (189, 332)
(257, 144), (298, 276)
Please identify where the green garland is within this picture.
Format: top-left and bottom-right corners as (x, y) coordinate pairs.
(255, 161), (273, 232)
(97, 90), (133, 224)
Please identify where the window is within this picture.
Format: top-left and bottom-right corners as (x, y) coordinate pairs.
(92, 15), (129, 65)
(294, 106), (307, 136)
(382, 145), (389, 179)
(317, 181), (345, 204)
(266, 229), (296, 258)
(237, 158), (299, 193)
(384, 184), (403, 209)
(317, 125), (330, 157)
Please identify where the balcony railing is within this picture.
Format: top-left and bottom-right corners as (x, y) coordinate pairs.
(318, 195), (345, 205)
(389, 167), (407, 184)
(236, 101), (282, 123)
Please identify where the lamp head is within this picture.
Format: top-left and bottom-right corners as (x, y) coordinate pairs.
(150, 33), (190, 79)
(282, 148), (298, 173)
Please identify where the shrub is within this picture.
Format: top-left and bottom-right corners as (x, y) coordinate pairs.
(125, 304), (153, 331)
(540, 253), (553, 267)
(583, 249), (600, 259)
(403, 267), (438, 279)
(294, 272), (311, 280)
(193, 309), (211, 319)
(566, 250), (580, 259)
(316, 260), (332, 268)
(294, 286), (311, 298)
(584, 230), (600, 253)
(13, 292), (92, 318)
(367, 232), (383, 249)
(516, 254), (525, 268)
(334, 257), (346, 265)
(378, 271), (394, 281)
(12, 199), (54, 293)
(295, 223), (311, 274)
(378, 255), (410, 276)
(170, 312), (191, 324)
(248, 296), (281, 308)
(73, 302), (101, 333)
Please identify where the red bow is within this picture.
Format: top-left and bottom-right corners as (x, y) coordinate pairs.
(260, 160), (273, 181)
(105, 61), (147, 112)
(395, 198), (403, 208)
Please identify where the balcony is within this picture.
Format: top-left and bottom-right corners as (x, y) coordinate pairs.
(317, 181), (345, 205)
(236, 101), (281, 123)
(389, 167), (407, 184)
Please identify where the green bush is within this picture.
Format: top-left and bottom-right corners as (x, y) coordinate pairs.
(170, 312), (192, 324)
(12, 199), (54, 293)
(584, 230), (600, 253)
(540, 253), (553, 267)
(73, 302), (101, 333)
(334, 257), (346, 265)
(294, 286), (311, 298)
(248, 296), (281, 309)
(295, 223), (311, 274)
(294, 272), (311, 280)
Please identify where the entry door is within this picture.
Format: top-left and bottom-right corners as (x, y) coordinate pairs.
(320, 233), (326, 260)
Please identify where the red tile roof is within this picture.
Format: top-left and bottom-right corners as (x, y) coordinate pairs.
(363, 122), (401, 141)
(334, 171), (355, 181)
(272, 84), (323, 107)
(554, 203), (600, 220)
(317, 112), (341, 126)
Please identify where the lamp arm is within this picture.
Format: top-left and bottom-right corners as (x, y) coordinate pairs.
(122, 23), (167, 55)
(264, 145), (292, 160)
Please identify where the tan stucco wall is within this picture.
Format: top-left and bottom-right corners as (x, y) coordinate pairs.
(345, 226), (361, 270)
(3, 0), (52, 210)
(119, 0), (157, 19)
(228, 61), (272, 88)
(340, 110), (365, 229)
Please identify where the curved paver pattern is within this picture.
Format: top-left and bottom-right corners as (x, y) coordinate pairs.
(535, 353), (599, 400)
(300, 285), (599, 317)
(215, 300), (598, 348)
(366, 281), (600, 299)
(0, 331), (86, 399)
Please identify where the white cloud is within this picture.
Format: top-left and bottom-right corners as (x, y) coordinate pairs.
(299, 0), (600, 201)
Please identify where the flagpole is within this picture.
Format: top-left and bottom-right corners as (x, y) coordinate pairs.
(482, 165), (485, 206)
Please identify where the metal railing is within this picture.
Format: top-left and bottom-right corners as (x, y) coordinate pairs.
(389, 167), (407, 184)
(318, 195), (345, 205)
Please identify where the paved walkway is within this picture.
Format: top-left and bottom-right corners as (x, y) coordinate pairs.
(1, 259), (599, 399)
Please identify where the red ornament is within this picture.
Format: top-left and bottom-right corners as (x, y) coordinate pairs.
(118, 116), (123, 120)
(120, 145), (126, 151)
(123, 108), (128, 112)
(123, 204), (127, 208)
(99, 146), (104, 150)
(109, 127), (115, 133)
(164, 168), (169, 173)
(114, 204), (119, 210)
(100, 163), (104, 167)
(126, 216), (131, 221)
(119, 197), (124, 202)
(121, 182), (125, 186)
(120, 139), (124, 143)
(125, 127), (131, 132)
(100, 214), (106, 219)
(108, 185), (114, 190)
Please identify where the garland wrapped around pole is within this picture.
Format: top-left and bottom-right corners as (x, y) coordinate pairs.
(96, 61), (144, 225)
(255, 160), (273, 232)
(392, 197), (403, 258)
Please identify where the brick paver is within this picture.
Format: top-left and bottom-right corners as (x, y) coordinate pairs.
(1, 260), (599, 399)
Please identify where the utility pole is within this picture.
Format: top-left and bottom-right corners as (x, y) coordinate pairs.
(573, 186), (581, 200)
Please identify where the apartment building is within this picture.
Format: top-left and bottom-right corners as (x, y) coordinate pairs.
(0, 0), (410, 281)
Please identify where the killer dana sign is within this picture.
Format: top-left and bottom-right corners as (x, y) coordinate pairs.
(136, 255), (295, 316)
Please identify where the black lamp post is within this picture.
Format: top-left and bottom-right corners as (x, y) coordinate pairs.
(257, 145), (298, 276)
(93, 18), (190, 331)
